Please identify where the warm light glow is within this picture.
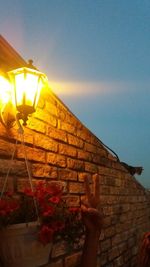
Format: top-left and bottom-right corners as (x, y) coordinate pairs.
(8, 67), (47, 115)
(49, 81), (123, 96)
(0, 68), (47, 127)
(15, 73), (39, 107)
(0, 75), (11, 105)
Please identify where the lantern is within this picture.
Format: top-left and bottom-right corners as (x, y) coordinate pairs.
(8, 67), (47, 125)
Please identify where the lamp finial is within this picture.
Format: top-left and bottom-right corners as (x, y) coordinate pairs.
(27, 59), (37, 70)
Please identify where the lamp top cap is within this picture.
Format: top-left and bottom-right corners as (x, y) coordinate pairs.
(8, 67), (47, 79)
(27, 59), (37, 70)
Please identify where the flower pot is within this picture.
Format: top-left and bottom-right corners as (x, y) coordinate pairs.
(0, 222), (52, 267)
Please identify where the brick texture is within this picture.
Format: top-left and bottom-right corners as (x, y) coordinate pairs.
(0, 88), (150, 267)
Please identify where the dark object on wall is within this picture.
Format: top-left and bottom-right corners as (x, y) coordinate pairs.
(120, 162), (143, 176)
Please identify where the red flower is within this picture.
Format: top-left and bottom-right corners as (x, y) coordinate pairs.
(23, 188), (34, 197)
(48, 196), (61, 204)
(0, 210), (7, 216)
(38, 225), (54, 245)
(69, 207), (81, 213)
(46, 183), (63, 196)
(52, 221), (65, 232)
(0, 181), (83, 249)
(0, 199), (6, 209)
(43, 206), (55, 217)
(4, 191), (13, 197)
(0, 199), (19, 216)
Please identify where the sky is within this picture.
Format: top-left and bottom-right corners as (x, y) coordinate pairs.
(0, 0), (150, 187)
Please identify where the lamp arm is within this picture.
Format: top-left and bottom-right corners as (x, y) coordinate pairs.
(16, 113), (24, 134)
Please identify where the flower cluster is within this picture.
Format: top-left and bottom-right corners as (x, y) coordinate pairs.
(0, 181), (84, 248)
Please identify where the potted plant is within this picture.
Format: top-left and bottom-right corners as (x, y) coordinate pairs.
(0, 181), (83, 267)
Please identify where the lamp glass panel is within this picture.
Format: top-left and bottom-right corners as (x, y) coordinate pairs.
(15, 73), (25, 106)
(8, 67), (47, 115)
(24, 73), (39, 106)
(34, 77), (43, 108)
(15, 72), (41, 108)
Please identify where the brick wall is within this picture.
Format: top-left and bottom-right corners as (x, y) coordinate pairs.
(0, 86), (150, 267)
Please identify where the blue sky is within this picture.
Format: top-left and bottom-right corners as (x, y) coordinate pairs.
(0, 0), (150, 187)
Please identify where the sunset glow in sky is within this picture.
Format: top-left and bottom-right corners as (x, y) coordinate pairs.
(0, 0), (150, 187)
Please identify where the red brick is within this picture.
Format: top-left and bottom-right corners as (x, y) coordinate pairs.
(34, 134), (58, 152)
(45, 259), (63, 267)
(37, 97), (45, 109)
(0, 124), (8, 138)
(113, 255), (124, 266)
(108, 246), (120, 261)
(104, 226), (116, 238)
(32, 163), (57, 178)
(51, 241), (67, 258)
(118, 242), (128, 254)
(96, 147), (108, 156)
(9, 127), (34, 144)
(76, 127), (92, 142)
(47, 126), (67, 142)
(85, 162), (98, 173)
(45, 101), (58, 116)
(100, 252), (108, 265)
(69, 182), (84, 194)
(0, 159), (27, 176)
(58, 121), (76, 134)
(67, 158), (84, 171)
(64, 252), (81, 267)
(34, 108), (57, 127)
(0, 176), (14, 192)
(112, 234), (123, 246)
(27, 117), (46, 133)
(42, 90), (56, 104)
(78, 172), (92, 182)
(68, 134), (83, 148)
(17, 178), (37, 191)
(101, 239), (111, 252)
(58, 169), (77, 181)
(77, 150), (92, 161)
(57, 108), (66, 121)
(84, 142), (97, 153)
(65, 113), (79, 127)
(64, 195), (80, 207)
(47, 152), (66, 167)
(0, 139), (15, 157)
(59, 143), (77, 157)
(104, 176), (116, 186)
(16, 145), (46, 163)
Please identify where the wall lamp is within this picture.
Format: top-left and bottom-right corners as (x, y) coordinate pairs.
(0, 66), (48, 127)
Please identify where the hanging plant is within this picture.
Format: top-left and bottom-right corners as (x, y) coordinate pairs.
(0, 181), (83, 246)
